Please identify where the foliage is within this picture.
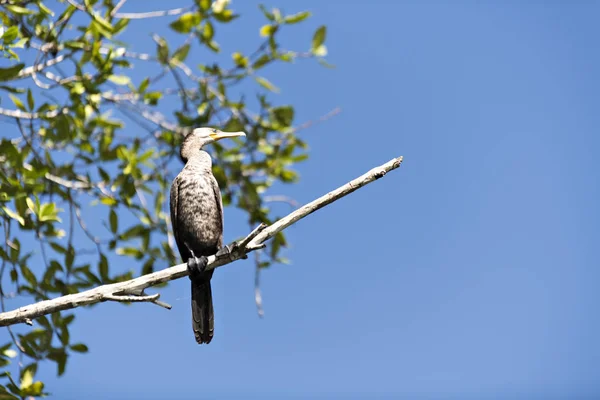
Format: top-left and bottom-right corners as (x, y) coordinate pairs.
(0, 0), (330, 397)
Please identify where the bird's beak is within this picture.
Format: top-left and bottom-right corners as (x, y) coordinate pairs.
(210, 131), (246, 141)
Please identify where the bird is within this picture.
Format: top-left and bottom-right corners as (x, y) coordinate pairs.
(170, 127), (246, 344)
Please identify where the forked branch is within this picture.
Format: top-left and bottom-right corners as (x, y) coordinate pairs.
(0, 156), (403, 327)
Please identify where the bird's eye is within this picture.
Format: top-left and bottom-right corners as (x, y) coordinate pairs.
(212, 129), (217, 133)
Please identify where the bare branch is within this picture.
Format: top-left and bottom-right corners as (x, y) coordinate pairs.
(238, 223), (268, 249)
(0, 107), (68, 120)
(110, 0), (127, 16)
(103, 293), (160, 303)
(43, 173), (93, 190)
(114, 6), (192, 19)
(65, 0), (86, 12)
(0, 156), (403, 327)
(17, 53), (70, 79)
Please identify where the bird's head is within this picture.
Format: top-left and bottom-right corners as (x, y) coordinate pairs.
(180, 127), (246, 162)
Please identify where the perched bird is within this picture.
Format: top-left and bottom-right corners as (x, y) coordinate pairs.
(170, 127), (246, 344)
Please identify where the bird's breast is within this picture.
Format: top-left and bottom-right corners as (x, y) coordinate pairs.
(176, 173), (223, 254)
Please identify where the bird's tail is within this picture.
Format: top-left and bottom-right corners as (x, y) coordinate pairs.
(191, 279), (214, 344)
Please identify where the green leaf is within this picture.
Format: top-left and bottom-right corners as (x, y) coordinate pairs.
(70, 343), (88, 353)
(280, 169), (298, 183)
(255, 76), (279, 93)
(26, 89), (34, 110)
(259, 24), (277, 37)
(138, 77), (150, 93)
(45, 260), (64, 282)
(155, 36), (169, 64)
(198, 0), (211, 11)
(258, 4), (275, 21)
(65, 247), (74, 270)
(115, 247), (143, 259)
(0, 84), (25, 93)
(91, 20), (113, 39)
(141, 258), (154, 275)
(21, 381), (44, 396)
(213, 9), (237, 23)
(98, 254), (109, 281)
(170, 12), (202, 33)
(20, 369), (33, 389)
(100, 197), (118, 206)
(109, 209), (118, 233)
(9, 94), (25, 111)
(49, 242), (66, 254)
(91, 12), (114, 33)
(2, 26), (19, 43)
(25, 198), (36, 214)
(2, 207), (24, 226)
(5, 5), (34, 15)
(202, 21), (214, 41)
(120, 224), (146, 240)
(8, 238), (19, 263)
(232, 52), (248, 68)
(38, 2), (55, 16)
(3, 349), (17, 359)
(206, 40), (220, 53)
(270, 106), (294, 127)
(171, 43), (190, 64)
(252, 54), (271, 70)
(19, 264), (37, 287)
(313, 44), (327, 57)
(284, 11), (311, 24)
(47, 349), (67, 376)
(311, 25), (327, 52)
(292, 153), (309, 162)
(278, 51), (295, 62)
(317, 58), (336, 69)
(143, 91), (162, 105)
(108, 75), (131, 85)
(39, 203), (62, 222)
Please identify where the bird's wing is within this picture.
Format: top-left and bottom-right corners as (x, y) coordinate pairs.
(210, 175), (224, 248)
(170, 176), (186, 260)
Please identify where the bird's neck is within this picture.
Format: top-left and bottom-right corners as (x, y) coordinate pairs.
(184, 149), (212, 171)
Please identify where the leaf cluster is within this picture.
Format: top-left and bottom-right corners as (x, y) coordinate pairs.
(0, 0), (330, 397)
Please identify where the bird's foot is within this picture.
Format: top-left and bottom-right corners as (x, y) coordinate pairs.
(187, 255), (208, 281)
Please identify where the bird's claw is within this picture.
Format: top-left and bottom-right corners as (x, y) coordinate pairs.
(187, 255), (208, 281)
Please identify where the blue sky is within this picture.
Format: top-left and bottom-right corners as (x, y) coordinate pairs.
(3, 1), (600, 398)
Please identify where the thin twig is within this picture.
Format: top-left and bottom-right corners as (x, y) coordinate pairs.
(292, 107), (342, 134)
(254, 255), (264, 318)
(110, 0), (127, 16)
(74, 203), (103, 256)
(263, 195), (299, 208)
(0, 157), (403, 327)
(237, 223), (267, 249)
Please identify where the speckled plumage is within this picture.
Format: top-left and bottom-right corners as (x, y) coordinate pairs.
(170, 143), (223, 344)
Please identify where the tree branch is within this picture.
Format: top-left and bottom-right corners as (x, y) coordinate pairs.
(15, 53), (71, 80)
(0, 156), (403, 327)
(113, 6), (192, 19)
(0, 106), (69, 119)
